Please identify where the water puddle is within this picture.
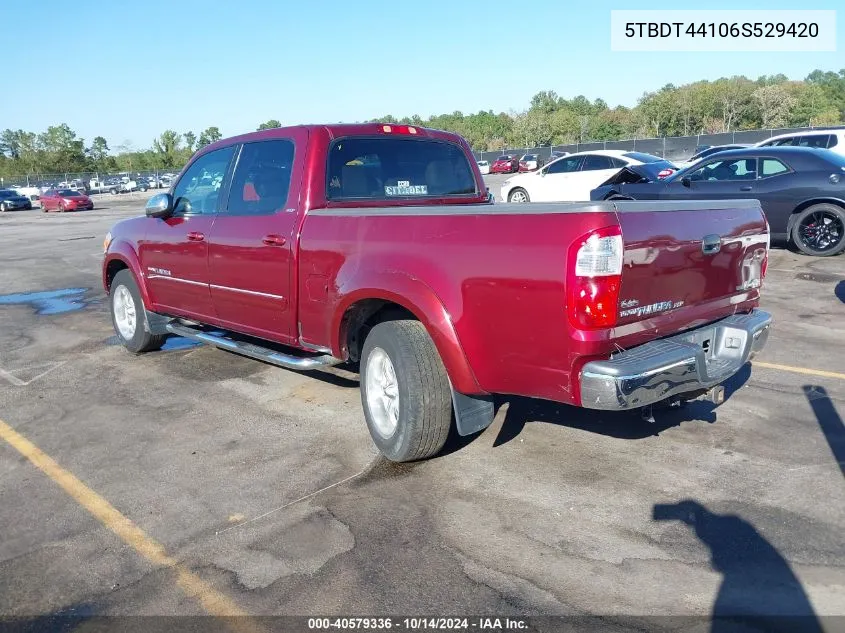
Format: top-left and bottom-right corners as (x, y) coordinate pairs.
(104, 334), (202, 351)
(0, 288), (90, 315)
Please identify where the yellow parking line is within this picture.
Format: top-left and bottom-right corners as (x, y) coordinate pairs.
(754, 361), (845, 381)
(0, 418), (262, 632)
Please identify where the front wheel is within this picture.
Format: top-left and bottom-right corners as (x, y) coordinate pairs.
(110, 269), (167, 353)
(508, 188), (530, 203)
(360, 320), (453, 462)
(0, 202), (7, 212)
(791, 204), (845, 257)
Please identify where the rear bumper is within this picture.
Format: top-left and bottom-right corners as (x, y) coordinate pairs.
(579, 309), (772, 411)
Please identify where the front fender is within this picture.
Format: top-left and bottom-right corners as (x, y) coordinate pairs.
(331, 272), (485, 396)
(103, 241), (151, 307)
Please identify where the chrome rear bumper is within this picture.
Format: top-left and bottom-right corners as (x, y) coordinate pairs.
(580, 309), (772, 411)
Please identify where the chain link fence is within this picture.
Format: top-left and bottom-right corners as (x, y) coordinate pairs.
(0, 170), (180, 191)
(472, 126), (843, 164)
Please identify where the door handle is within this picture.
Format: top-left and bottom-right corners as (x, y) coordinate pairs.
(186, 231), (205, 242)
(739, 186), (753, 191)
(262, 234), (286, 246)
(701, 234), (722, 255)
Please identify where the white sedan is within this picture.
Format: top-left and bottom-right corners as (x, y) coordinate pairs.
(501, 150), (669, 203)
(477, 160), (490, 175)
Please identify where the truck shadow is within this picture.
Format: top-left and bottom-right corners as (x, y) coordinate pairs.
(835, 280), (845, 304)
(802, 385), (845, 479)
(490, 363), (752, 448)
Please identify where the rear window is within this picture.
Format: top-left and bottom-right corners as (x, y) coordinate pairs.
(622, 152), (664, 163)
(327, 137), (476, 200)
(522, 155), (537, 160)
(57, 189), (77, 196)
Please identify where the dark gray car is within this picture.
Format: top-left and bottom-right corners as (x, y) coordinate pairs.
(0, 189), (33, 211)
(590, 146), (845, 257)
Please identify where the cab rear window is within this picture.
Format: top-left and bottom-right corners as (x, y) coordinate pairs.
(327, 137), (476, 200)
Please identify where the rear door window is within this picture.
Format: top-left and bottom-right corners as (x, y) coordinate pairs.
(327, 137), (476, 200)
(580, 155), (614, 171)
(226, 139), (295, 215)
(797, 135), (831, 148)
(760, 159), (790, 177)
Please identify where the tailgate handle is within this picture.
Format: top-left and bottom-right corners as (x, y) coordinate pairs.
(701, 234), (722, 255)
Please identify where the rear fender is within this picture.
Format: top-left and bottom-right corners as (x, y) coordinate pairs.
(787, 197), (845, 234)
(332, 272), (485, 396)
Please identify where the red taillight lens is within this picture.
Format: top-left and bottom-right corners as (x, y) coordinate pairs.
(380, 124), (417, 134)
(567, 227), (624, 329)
(657, 169), (674, 179)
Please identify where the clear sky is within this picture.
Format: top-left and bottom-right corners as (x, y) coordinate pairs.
(4, 0), (842, 150)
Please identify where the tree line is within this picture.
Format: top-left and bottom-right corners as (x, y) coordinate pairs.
(1, 69), (843, 180)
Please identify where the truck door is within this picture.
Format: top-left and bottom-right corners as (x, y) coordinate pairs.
(139, 145), (236, 321)
(206, 131), (308, 343)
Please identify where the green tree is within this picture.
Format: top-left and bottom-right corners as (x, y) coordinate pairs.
(752, 85), (796, 129)
(183, 131), (197, 153)
(87, 136), (110, 170)
(257, 119), (282, 130)
(197, 126), (222, 148)
(153, 130), (183, 168)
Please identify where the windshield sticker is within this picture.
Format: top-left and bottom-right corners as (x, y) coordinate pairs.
(385, 182), (428, 196)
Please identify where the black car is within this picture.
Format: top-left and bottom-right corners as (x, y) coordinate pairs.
(590, 146), (845, 257)
(682, 144), (752, 166)
(0, 189), (33, 211)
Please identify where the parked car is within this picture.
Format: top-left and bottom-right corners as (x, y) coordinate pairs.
(590, 146), (845, 256)
(477, 160), (490, 175)
(501, 150), (677, 203)
(754, 129), (845, 157)
(0, 189), (33, 211)
(548, 151), (570, 163)
(518, 154), (541, 172)
(103, 123), (771, 462)
(490, 154), (519, 174)
(40, 188), (94, 212)
(88, 179), (123, 195)
(674, 144), (752, 170)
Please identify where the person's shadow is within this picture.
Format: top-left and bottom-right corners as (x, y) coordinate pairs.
(653, 500), (823, 633)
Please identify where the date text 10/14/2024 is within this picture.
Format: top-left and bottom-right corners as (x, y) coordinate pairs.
(307, 617), (528, 630)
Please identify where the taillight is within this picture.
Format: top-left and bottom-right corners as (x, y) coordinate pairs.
(761, 225), (770, 280)
(657, 168), (674, 179)
(567, 226), (623, 329)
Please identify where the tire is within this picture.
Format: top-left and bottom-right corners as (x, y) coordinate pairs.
(58, 203), (65, 213)
(508, 188), (530, 203)
(791, 203), (845, 257)
(360, 320), (453, 462)
(109, 188), (118, 195)
(0, 202), (6, 212)
(110, 269), (167, 353)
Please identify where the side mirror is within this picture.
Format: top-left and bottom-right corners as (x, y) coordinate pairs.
(145, 192), (173, 218)
(681, 176), (691, 188)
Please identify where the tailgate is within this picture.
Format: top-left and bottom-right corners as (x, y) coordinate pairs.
(613, 199), (768, 341)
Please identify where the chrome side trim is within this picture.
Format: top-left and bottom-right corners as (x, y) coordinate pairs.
(580, 309), (772, 411)
(209, 284), (285, 300)
(166, 323), (342, 370)
(147, 275), (207, 287)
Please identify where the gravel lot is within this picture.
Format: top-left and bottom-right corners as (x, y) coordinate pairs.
(0, 190), (843, 629)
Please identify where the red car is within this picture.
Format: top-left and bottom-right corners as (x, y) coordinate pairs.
(41, 189), (94, 212)
(490, 154), (519, 174)
(103, 123), (771, 463)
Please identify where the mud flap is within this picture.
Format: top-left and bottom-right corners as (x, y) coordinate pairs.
(144, 309), (170, 335)
(450, 385), (495, 436)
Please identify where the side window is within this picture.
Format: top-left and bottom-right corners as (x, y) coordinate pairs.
(172, 146), (235, 215)
(546, 156), (582, 174)
(580, 155), (614, 171)
(609, 157), (627, 168)
(760, 159), (790, 177)
(797, 135), (830, 148)
(772, 136), (798, 147)
(688, 158), (756, 181)
(226, 139), (295, 215)
(828, 135), (839, 149)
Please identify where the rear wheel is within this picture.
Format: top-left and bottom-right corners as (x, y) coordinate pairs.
(791, 204), (845, 257)
(110, 269), (167, 353)
(360, 320), (453, 462)
(508, 188), (530, 203)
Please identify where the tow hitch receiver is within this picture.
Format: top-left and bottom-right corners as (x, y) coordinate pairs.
(640, 385), (727, 423)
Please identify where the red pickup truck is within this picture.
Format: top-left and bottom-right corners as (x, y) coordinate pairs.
(103, 123), (772, 462)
